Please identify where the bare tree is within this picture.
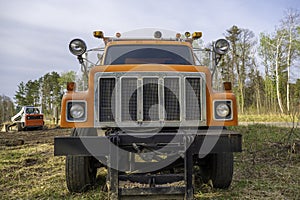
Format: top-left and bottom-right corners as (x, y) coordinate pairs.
(238, 28), (256, 114)
(224, 26), (257, 114)
(275, 31), (285, 114)
(260, 31), (285, 114)
(280, 8), (300, 113)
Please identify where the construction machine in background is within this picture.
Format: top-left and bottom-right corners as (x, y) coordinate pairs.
(2, 106), (44, 132)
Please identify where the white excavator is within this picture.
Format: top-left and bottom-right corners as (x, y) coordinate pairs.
(1, 106), (44, 132)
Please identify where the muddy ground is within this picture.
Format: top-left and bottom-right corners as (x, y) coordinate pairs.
(0, 127), (71, 147)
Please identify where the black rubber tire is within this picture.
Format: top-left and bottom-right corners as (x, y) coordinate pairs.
(200, 152), (234, 189)
(65, 128), (98, 193)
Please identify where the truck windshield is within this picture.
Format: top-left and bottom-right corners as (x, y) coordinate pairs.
(104, 45), (194, 65)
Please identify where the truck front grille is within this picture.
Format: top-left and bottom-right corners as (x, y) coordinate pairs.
(96, 72), (206, 127)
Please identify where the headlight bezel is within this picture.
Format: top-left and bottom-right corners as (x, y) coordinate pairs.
(213, 100), (233, 120)
(66, 101), (87, 122)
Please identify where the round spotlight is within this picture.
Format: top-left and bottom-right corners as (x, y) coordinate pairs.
(69, 39), (87, 56)
(214, 39), (230, 55)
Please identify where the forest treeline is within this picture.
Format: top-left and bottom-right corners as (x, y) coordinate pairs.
(0, 71), (76, 123)
(219, 9), (300, 115)
(0, 8), (299, 124)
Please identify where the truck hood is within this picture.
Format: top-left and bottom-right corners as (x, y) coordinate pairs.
(90, 64), (211, 74)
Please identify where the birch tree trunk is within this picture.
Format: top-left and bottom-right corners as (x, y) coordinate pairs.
(275, 36), (284, 113)
(280, 8), (300, 113)
(286, 30), (291, 113)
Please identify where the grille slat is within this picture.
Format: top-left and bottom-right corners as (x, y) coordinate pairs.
(185, 78), (201, 120)
(121, 78), (138, 121)
(99, 78), (115, 122)
(143, 78), (159, 121)
(164, 78), (180, 121)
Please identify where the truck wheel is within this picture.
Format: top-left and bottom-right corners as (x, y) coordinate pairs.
(66, 128), (98, 193)
(198, 152), (233, 189)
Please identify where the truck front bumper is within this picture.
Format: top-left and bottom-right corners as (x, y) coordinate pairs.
(54, 129), (242, 156)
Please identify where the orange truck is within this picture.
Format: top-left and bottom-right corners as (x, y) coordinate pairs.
(54, 29), (242, 199)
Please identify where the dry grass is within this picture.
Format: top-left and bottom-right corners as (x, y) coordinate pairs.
(239, 114), (299, 123)
(0, 125), (299, 199)
(0, 143), (108, 199)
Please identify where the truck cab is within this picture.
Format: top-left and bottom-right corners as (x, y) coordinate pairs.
(55, 29), (242, 200)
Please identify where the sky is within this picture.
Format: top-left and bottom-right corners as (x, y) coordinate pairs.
(0, 0), (299, 100)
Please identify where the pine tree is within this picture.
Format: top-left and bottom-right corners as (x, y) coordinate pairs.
(25, 80), (41, 106)
(41, 72), (62, 116)
(223, 26), (256, 114)
(58, 71), (76, 93)
(14, 81), (27, 106)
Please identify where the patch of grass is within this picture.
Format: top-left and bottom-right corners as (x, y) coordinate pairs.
(0, 125), (299, 199)
(239, 114), (299, 123)
(0, 141), (108, 200)
(224, 125), (300, 200)
(193, 125), (300, 199)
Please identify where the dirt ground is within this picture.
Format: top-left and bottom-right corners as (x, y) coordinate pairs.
(0, 127), (71, 147)
(0, 125), (299, 199)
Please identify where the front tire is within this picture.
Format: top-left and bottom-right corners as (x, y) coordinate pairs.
(65, 128), (98, 193)
(197, 152), (234, 189)
(66, 156), (97, 192)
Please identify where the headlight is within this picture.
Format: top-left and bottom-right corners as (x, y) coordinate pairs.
(67, 101), (86, 121)
(214, 100), (232, 120)
(214, 39), (230, 55)
(69, 39), (87, 56)
(216, 103), (230, 117)
(70, 104), (85, 119)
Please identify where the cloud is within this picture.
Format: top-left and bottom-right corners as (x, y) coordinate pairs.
(1, 0), (299, 100)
